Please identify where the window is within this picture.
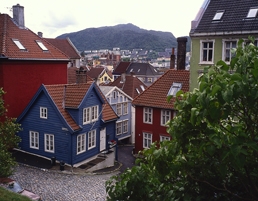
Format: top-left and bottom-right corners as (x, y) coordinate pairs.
(77, 134), (86, 154)
(247, 8), (258, 18)
(160, 135), (171, 141)
(12, 39), (26, 50)
(123, 120), (128, 133)
(140, 85), (145, 91)
(113, 91), (117, 99)
(40, 107), (47, 119)
(148, 77), (153, 83)
(45, 134), (54, 153)
(167, 82), (182, 96)
(223, 40), (237, 62)
(30, 131), (39, 149)
(161, 110), (171, 126)
(36, 40), (48, 51)
(136, 88), (140, 94)
(116, 103), (122, 116)
(83, 105), (98, 124)
(213, 10), (224, 20)
(88, 130), (96, 149)
(144, 107), (153, 124)
(116, 121), (122, 135)
(143, 132), (152, 148)
(123, 102), (128, 115)
(200, 41), (214, 63)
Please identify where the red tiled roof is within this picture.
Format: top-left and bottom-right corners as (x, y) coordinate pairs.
(132, 69), (190, 109)
(113, 61), (131, 75)
(44, 38), (81, 59)
(67, 66), (93, 84)
(108, 74), (147, 99)
(87, 67), (105, 79)
(0, 14), (69, 60)
(44, 82), (118, 130)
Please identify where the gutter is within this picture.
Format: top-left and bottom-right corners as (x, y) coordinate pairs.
(190, 30), (258, 37)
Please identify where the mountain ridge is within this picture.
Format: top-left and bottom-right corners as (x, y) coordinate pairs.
(56, 23), (190, 52)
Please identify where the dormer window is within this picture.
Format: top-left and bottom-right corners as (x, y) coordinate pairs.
(247, 8), (258, 18)
(213, 10), (224, 20)
(12, 39), (26, 50)
(168, 82), (182, 96)
(36, 40), (48, 51)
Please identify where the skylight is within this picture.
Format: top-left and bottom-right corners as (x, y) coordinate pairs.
(213, 10), (224, 20)
(136, 88), (140, 94)
(167, 82), (182, 96)
(36, 40), (48, 51)
(12, 39), (26, 50)
(247, 8), (258, 18)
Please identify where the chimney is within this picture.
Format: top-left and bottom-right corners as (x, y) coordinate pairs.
(12, 4), (25, 28)
(76, 67), (87, 84)
(170, 47), (176, 69)
(38, 32), (43, 38)
(177, 37), (187, 70)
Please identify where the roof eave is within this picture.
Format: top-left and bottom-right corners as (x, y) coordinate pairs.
(190, 30), (258, 37)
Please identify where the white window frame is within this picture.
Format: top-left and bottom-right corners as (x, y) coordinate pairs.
(116, 103), (122, 116)
(36, 40), (48, 51)
(12, 39), (26, 50)
(83, 105), (98, 124)
(160, 135), (171, 142)
(147, 77), (153, 83)
(167, 82), (182, 96)
(30, 131), (39, 149)
(143, 107), (153, 124)
(213, 10), (224, 20)
(123, 102), (128, 115)
(88, 130), (96, 150)
(161, 110), (171, 126)
(123, 120), (128, 133)
(44, 134), (54, 153)
(199, 40), (215, 64)
(77, 134), (86, 154)
(40, 107), (47, 119)
(222, 40), (237, 63)
(116, 121), (122, 135)
(143, 132), (152, 149)
(247, 8), (258, 18)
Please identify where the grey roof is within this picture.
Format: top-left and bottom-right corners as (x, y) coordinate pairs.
(191, 0), (258, 36)
(99, 86), (115, 96)
(126, 63), (160, 76)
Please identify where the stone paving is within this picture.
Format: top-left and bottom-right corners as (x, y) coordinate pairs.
(7, 164), (118, 201)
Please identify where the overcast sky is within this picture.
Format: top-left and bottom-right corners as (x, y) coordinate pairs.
(1, 0), (205, 38)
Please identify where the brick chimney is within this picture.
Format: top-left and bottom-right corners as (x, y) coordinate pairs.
(177, 37), (187, 70)
(12, 4), (25, 28)
(170, 47), (176, 69)
(76, 67), (87, 84)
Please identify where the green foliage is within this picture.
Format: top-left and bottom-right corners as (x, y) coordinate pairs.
(0, 186), (32, 201)
(106, 38), (258, 200)
(0, 88), (21, 178)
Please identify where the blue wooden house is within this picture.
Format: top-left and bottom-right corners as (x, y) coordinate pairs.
(16, 82), (118, 167)
(99, 86), (133, 144)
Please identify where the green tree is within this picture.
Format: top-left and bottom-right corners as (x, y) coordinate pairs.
(0, 88), (21, 178)
(106, 38), (258, 200)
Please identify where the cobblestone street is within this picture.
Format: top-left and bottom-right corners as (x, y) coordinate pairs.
(9, 165), (118, 201)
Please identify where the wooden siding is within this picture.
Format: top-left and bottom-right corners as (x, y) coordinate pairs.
(0, 60), (67, 118)
(134, 106), (171, 153)
(18, 91), (71, 164)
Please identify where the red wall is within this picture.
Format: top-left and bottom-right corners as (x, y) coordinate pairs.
(0, 60), (68, 118)
(134, 106), (172, 153)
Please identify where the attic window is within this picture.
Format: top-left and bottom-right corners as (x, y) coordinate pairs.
(136, 88), (140, 94)
(12, 39), (26, 50)
(140, 85), (145, 91)
(167, 82), (182, 96)
(213, 10), (224, 20)
(247, 8), (258, 18)
(138, 69), (140, 72)
(36, 40), (48, 51)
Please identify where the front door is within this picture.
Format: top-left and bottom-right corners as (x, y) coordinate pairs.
(100, 127), (106, 152)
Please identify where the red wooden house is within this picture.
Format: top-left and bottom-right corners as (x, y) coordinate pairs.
(132, 69), (190, 152)
(0, 4), (69, 118)
(132, 37), (190, 153)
